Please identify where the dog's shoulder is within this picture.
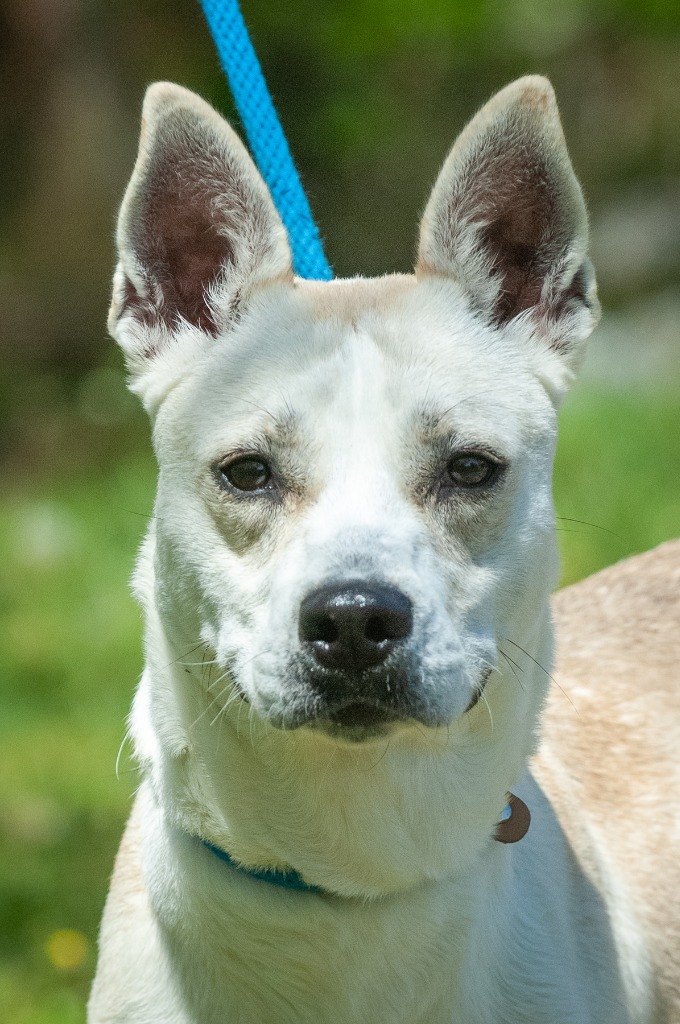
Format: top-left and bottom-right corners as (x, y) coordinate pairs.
(88, 788), (184, 1023)
(545, 539), (680, 767)
(552, 539), (680, 666)
(535, 540), (680, 1019)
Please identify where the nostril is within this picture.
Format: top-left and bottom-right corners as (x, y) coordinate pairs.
(365, 615), (393, 644)
(302, 613), (339, 644)
(364, 602), (412, 644)
(364, 615), (386, 644)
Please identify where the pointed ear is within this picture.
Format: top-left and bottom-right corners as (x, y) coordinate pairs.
(109, 82), (293, 380)
(417, 77), (600, 362)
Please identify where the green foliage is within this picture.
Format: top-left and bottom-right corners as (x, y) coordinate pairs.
(0, 455), (152, 1022)
(555, 387), (680, 584)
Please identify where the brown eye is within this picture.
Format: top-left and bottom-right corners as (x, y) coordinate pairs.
(218, 456), (273, 493)
(444, 453), (501, 490)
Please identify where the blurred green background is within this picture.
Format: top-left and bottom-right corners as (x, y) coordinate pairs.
(1, 0), (678, 1019)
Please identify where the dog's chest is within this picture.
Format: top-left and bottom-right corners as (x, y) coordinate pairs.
(159, 856), (468, 1023)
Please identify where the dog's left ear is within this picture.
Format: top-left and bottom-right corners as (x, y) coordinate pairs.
(109, 82), (293, 411)
(417, 77), (600, 376)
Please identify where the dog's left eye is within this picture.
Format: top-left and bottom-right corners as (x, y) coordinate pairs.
(442, 452), (503, 491)
(217, 456), (274, 493)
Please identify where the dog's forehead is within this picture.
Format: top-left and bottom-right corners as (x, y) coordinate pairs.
(166, 275), (554, 457)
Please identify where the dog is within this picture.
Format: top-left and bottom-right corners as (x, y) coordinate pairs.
(88, 76), (680, 1022)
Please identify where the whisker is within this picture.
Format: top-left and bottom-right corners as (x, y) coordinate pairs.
(189, 669), (233, 729)
(118, 507), (162, 521)
(205, 693), (231, 731)
(434, 391), (502, 423)
(503, 638), (579, 715)
(235, 695), (247, 739)
(152, 641), (209, 680)
(499, 649), (526, 692)
(192, 684), (229, 731)
(248, 701), (257, 754)
(555, 516), (619, 538)
(209, 685), (243, 729)
(480, 691), (494, 731)
(498, 648), (521, 670)
(236, 648), (274, 672)
(365, 739), (391, 772)
(216, 699), (226, 755)
(193, 648), (273, 733)
(233, 396), (278, 421)
(115, 729), (134, 780)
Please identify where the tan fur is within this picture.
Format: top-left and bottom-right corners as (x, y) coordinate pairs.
(538, 540), (680, 1018)
(292, 274), (420, 327)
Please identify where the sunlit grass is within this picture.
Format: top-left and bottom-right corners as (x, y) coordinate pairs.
(0, 453), (153, 1023)
(1, 388), (677, 1022)
(555, 386), (680, 585)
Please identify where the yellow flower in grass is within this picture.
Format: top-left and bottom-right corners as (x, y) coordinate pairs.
(46, 928), (89, 971)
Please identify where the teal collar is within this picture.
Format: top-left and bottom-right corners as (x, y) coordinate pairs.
(200, 838), (323, 893)
(200, 795), (529, 893)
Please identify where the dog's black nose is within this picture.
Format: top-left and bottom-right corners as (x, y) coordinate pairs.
(299, 582), (413, 672)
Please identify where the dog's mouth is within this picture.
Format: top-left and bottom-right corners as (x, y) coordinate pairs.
(239, 663), (493, 739)
(326, 668), (492, 732)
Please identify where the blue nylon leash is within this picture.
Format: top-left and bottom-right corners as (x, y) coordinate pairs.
(198, 0), (333, 281)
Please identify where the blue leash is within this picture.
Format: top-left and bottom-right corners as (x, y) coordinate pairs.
(198, 0), (333, 281)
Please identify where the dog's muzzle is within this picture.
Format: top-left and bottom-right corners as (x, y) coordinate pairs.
(297, 580), (415, 734)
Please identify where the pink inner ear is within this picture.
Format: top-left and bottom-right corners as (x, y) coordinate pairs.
(469, 148), (559, 326)
(482, 217), (546, 326)
(144, 183), (227, 334)
(424, 111), (591, 334)
(122, 135), (239, 336)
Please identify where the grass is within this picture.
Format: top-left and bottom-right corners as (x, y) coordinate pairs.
(1, 387), (678, 1022)
(554, 386), (680, 585)
(0, 452), (152, 1023)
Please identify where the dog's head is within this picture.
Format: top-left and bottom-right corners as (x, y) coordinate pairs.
(111, 79), (599, 889)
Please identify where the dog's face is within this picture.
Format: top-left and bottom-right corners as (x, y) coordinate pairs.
(112, 78), (599, 753)
(149, 278), (567, 746)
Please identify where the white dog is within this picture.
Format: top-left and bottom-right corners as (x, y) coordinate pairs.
(88, 77), (680, 1023)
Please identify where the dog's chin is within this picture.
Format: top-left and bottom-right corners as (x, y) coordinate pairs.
(315, 702), (403, 743)
(271, 699), (447, 744)
(260, 700), (406, 743)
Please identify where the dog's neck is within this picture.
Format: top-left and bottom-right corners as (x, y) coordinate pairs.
(198, 792), (529, 896)
(132, 596), (551, 899)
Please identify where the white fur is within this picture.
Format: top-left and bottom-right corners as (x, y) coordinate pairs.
(89, 78), (654, 1023)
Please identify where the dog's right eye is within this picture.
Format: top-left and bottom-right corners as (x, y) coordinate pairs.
(216, 456), (273, 494)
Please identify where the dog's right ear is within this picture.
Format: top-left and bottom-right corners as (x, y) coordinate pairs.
(417, 77), (599, 386)
(109, 83), (293, 410)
